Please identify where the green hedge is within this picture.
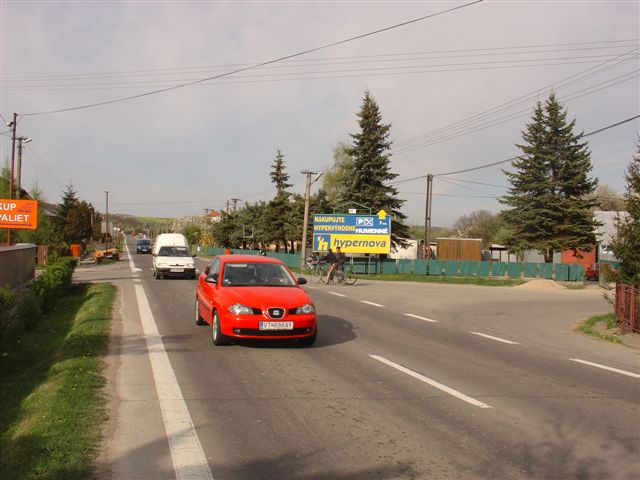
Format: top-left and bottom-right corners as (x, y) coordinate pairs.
(0, 257), (77, 342)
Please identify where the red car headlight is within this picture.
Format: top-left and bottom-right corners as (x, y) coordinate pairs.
(294, 303), (315, 315)
(227, 304), (254, 315)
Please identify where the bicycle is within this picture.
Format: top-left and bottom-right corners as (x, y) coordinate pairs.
(322, 264), (357, 285)
(301, 257), (326, 283)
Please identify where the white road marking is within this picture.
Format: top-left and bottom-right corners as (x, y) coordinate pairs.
(404, 313), (438, 323)
(124, 243), (136, 272)
(134, 284), (214, 480)
(370, 355), (492, 409)
(470, 332), (519, 345)
(329, 292), (347, 297)
(570, 358), (640, 378)
(361, 300), (385, 307)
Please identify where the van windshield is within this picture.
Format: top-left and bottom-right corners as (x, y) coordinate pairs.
(158, 246), (191, 257)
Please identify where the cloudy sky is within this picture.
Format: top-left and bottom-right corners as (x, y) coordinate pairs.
(1, 0), (638, 227)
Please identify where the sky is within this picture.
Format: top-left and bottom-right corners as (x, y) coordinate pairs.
(1, 0), (638, 227)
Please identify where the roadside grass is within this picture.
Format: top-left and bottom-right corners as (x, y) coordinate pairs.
(294, 269), (525, 287)
(0, 283), (115, 480)
(577, 312), (622, 344)
(357, 273), (525, 286)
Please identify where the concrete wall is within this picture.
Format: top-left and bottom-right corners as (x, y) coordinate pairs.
(0, 244), (36, 290)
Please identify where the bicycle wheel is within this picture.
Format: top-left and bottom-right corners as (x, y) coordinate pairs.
(342, 270), (357, 285)
(300, 264), (313, 276)
(311, 267), (323, 283)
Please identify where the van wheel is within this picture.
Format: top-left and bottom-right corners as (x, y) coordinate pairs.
(154, 269), (162, 279)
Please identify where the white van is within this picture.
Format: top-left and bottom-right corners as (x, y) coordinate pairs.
(152, 233), (196, 279)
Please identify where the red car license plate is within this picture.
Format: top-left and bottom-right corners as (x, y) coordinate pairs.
(259, 321), (294, 331)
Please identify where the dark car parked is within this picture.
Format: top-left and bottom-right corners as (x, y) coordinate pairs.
(136, 238), (152, 254)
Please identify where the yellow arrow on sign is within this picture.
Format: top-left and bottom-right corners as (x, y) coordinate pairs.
(377, 210), (387, 220)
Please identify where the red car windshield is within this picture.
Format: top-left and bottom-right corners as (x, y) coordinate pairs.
(222, 262), (295, 287)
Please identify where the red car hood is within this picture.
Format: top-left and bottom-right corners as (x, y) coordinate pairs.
(222, 286), (313, 309)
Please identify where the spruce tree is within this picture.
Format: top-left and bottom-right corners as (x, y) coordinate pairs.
(344, 91), (409, 247)
(611, 141), (640, 286)
(55, 184), (80, 243)
(501, 93), (598, 262)
(265, 149), (292, 252)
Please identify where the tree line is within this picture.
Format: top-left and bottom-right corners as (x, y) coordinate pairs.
(2, 89), (638, 285)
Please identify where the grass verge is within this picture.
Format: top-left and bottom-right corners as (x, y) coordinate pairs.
(577, 312), (621, 344)
(357, 273), (525, 286)
(0, 283), (115, 480)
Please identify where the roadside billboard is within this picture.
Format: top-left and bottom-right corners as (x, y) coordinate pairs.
(0, 199), (38, 230)
(313, 210), (391, 254)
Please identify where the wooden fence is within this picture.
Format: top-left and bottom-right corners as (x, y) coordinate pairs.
(615, 283), (640, 334)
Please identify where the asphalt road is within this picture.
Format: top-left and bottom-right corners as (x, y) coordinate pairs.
(78, 238), (640, 480)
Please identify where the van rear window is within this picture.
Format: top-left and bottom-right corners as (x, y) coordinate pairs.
(158, 246), (190, 257)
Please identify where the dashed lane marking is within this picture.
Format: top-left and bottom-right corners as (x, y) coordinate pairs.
(403, 313), (438, 323)
(470, 332), (519, 345)
(361, 301), (385, 307)
(570, 358), (640, 378)
(329, 292), (347, 297)
(370, 355), (492, 409)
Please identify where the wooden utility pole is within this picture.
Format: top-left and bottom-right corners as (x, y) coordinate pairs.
(6, 113), (18, 245)
(423, 174), (433, 259)
(300, 171), (314, 269)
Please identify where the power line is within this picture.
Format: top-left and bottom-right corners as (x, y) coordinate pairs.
(401, 191), (499, 199)
(5, 50), (637, 89)
(391, 46), (639, 152)
(391, 71), (639, 155)
(4, 38), (635, 82)
(443, 178), (507, 189)
(435, 114), (640, 177)
(21, 0), (483, 117)
(438, 177), (499, 197)
(388, 114), (640, 186)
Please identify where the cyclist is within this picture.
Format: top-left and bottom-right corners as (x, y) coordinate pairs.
(323, 247), (345, 284)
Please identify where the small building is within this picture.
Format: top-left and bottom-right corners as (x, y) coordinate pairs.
(206, 210), (222, 223)
(436, 238), (482, 261)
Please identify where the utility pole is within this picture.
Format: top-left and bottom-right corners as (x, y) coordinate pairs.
(225, 199), (230, 214)
(105, 190), (110, 249)
(5, 113), (18, 246)
(16, 136), (32, 196)
(423, 174), (433, 259)
(300, 170), (321, 269)
(231, 197), (241, 212)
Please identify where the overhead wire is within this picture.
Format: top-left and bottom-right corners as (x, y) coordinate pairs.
(5, 53), (638, 92)
(20, 0), (483, 117)
(387, 113), (640, 186)
(391, 69), (639, 155)
(3, 38), (635, 83)
(391, 46), (639, 152)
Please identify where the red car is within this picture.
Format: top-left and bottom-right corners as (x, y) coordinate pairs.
(195, 255), (317, 346)
(584, 263), (619, 281)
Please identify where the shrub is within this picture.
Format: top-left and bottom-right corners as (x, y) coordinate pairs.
(33, 257), (77, 311)
(1, 257), (76, 341)
(0, 287), (17, 340)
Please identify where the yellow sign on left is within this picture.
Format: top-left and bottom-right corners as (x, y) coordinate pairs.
(0, 199), (38, 230)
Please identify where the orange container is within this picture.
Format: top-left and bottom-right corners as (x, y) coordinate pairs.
(70, 244), (82, 257)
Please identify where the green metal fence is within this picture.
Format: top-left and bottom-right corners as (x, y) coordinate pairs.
(195, 246), (584, 282)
